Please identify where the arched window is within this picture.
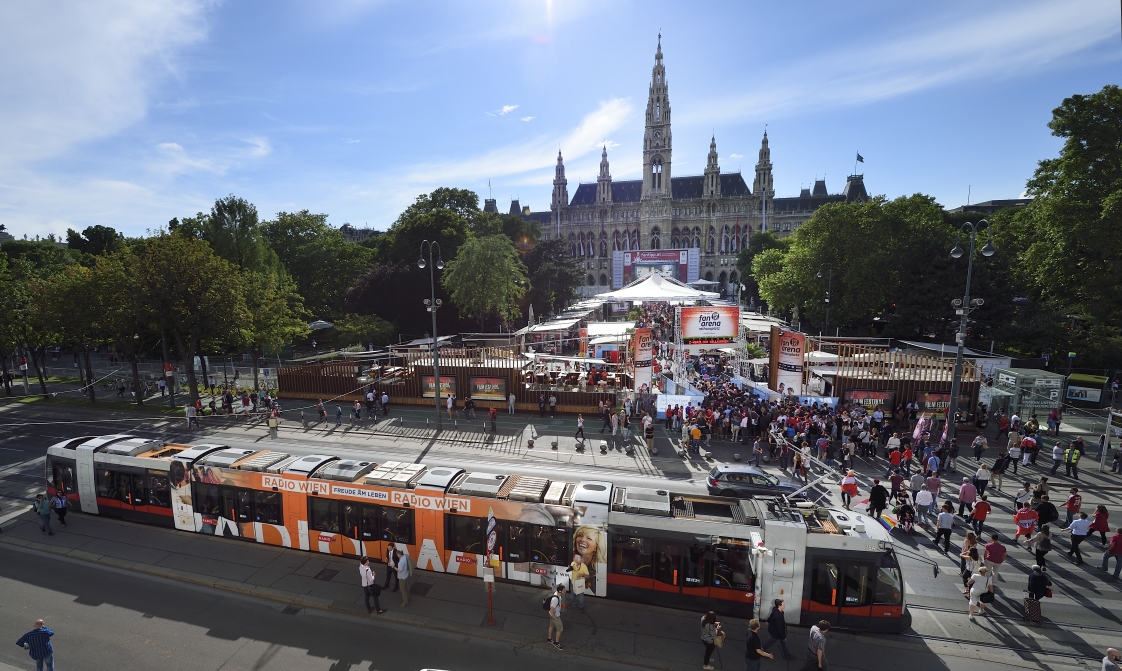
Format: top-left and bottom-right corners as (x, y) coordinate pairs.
(704, 271), (714, 281)
(670, 227), (680, 249)
(599, 273), (608, 286)
(693, 226), (701, 250)
(656, 102), (661, 120)
(631, 229), (640, 250)
(707, 227), (715, 254)
(651, 157), (663, 190)
(613, 230), (622, 252)
(568, 232), (577, 257)
(730, 271), (738, 285)
(650, 226), (661, 250)
(599, 231), (608, 257)
(741, 231), (749, 250)
(719, 271), (728, 287)
(721, 225), (731, 254)
(731, 225), (740, 253)
(587, 274), (595, 286)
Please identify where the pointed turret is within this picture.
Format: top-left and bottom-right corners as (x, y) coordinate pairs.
(551, 150), (569, 237)
(641, 35), (671, 200)
(753, 131), (774, 232)
(703, 135), (721, 198)
(596, 145), (612, 203)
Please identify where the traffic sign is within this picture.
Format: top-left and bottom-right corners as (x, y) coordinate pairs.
(1068, 352), (1077, 358)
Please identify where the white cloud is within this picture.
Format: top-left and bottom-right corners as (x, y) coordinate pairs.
(521, 116), (535, 122)
(244, 136), (272, 158)
(679, 1), (1120, 127)
(597, 140), (620, 150)
(344, 138), (362, 143)
(0, 0), (212, 168)
(499, 104), (519, 115)
(729, 153), (743, 159)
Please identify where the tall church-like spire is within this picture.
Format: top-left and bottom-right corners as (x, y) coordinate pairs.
(551, 150), (569, 237)
(596, 146), (612, 203)
(641, 34), (671, 201)
(753, 131), (774, 231)
(703, 135), (721, 197)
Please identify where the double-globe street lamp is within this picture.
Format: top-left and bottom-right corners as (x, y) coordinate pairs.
(418, 240), (444, 431)
(817, 264), (833, 337)
(946, 220), (996, 447)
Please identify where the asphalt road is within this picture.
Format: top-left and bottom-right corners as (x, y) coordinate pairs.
(0, 545), (640, 671)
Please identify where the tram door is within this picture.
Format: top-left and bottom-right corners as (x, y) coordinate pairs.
(651, 541), (710, 610)
(806, 557), (875, 629)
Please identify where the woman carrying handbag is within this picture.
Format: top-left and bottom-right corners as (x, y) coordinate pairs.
(700, 610), (723, 670)
(966, 566), (994, 620)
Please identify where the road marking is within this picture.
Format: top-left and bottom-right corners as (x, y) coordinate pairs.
(926, 608), (952, 637)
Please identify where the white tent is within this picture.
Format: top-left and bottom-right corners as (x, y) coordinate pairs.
(594, 274), (719, 302)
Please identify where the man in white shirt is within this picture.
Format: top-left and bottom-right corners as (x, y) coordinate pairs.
(359, 556), (385, 613)
(1064, 512), (1092, 565)
(1102, 648), (1120, 671)
(915, 485), (935, 527)
(548, 583), (567, 650)
(508, 392), (516, 415)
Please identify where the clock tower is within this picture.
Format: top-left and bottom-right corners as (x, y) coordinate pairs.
(641, 34), (671, 202)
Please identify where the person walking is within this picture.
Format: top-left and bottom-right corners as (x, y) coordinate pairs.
(973, 463), (991, 497)
(1063, 487), (1082, 529)
(935, 503), (955, 553)
(1013, 503), (1039, 545)
(50, 491), (67, 527)
(16, 619), (54, 671)
(761, 599), (796, 659)
(800, 620), (829, 671)
(335, 404), (343, 427)
(868, 479), (889, 519)
(574, 414), (585, 442)
(915, 484), (935, 527)
(1025, 524), (1053, 571)
(564, 553), (588, 611)
(1064, 443), (1081, 480)
(839, 471), (858, 510)
(984, 533), (1006, 582)
(1050, 442), (1065, 476)
(966, 566), (993, 620)
(185, 403), (198, 430)
(957, 477), (977, 518)
(1102, 528), (1122, 578)
(548, 393), (557, 418)
(381, 391), (389, 415)
(547, 583), (566, 650)
(745, 618), (773, 671)
(446, 393), (457, 420)
(33, 495), (53, 536)
(1063, 512), (1091, 565)
(508, 392), (516, 415)
(395, 549), (411, 606)
(359, 556), (385, 614)
(488, 406), (498, 433)
(990, 451), (1009, 491)
(700, 611), (722, 670)
(382, 546), (399, 592)
(971, 495), (991, 535)
(538, 393), (547, 418)
(1025, 565), (1051, 622)
(1092, 505), (1111, 544)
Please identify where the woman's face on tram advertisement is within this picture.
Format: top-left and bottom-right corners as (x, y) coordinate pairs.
(573, 526), (604, 567)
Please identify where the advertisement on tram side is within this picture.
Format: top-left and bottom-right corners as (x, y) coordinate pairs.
(632, 327), (653, 393)
(421, 375), (458, 399)
(468, 376), (507, 401)
(769, 326), (806, 395)
(680, 306), (739, 345)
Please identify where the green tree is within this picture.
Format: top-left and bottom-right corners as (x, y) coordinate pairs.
(261, 210), (373, 319)
(374, 188), (476, 265)
(91, 249), (162, 404)
(242, 270), (309, 390)
(138, 233), (249, 402)
(736, 230), (789, 307)
(332, 313), (395, 349)
(441, 234), (527, 330)
(66, 225), (123, 256)
(0, 252), (33, 395)
(180, 195), (279, 273)
(1, 239), (76, 272)
(523, 237), (582, 318)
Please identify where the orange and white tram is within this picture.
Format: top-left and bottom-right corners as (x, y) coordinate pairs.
(45, 434), (905, 631)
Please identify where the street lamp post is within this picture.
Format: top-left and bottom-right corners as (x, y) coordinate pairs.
(817, 264), (833, 337)
(946, 220), (996, 448)
(418, 240), (445, 431)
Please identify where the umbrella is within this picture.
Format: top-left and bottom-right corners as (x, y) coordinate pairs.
(308, 320), (335, 330)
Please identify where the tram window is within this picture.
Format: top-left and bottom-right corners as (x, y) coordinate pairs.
(360, 505), (380, 541)
(610, 536), (651, 576)
(198, 484), (222, 516)
(114, 472), (133, 505)
(873, 566), (903, 605)
(842, 564), (871, 606)
(130, 474), (147, 507)
(147, 471), (171, 508)
(342, 503), (362, 539)
(446, 516), (484, 554)
(234, 488), (253, 523)
(96, 469), (114, 498)
(713, 545), (752, 589)
(810, 561), (840, 606)
(529, 526), (567, 565)
(219, 487), (238, 521)
(684, 545), (708, 587)
(310, 497), (341, 533)
(52, 462), (76, 494)
(655, 542), (683, 586)
(254, 491), (283, 525)
(501, 522), (528, 562)
(381, 507), (414, 544)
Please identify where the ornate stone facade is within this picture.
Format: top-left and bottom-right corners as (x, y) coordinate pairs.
(526, 37), (868, 294)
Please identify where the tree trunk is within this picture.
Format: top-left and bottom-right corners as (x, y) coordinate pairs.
(84, 347), (96, 402)
(129, 353), (143, 406)
(174, 331), (199, 403)
(159, 326), (175, 409)
(27, 345), (49, 397)
(1, 353), (11, 396)
(199, 348), (209, 395)
(252, 345), (260, 391)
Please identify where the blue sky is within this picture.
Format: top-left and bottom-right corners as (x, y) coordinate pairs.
(2, 1), (1119, 239)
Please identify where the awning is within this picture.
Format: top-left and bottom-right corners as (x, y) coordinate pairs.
(586, 321), (635, 336)
(595, 274), (719, 302)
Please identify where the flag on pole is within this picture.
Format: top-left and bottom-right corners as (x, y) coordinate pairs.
(856, 153), (864, 163)
(912, 412), (926, 442)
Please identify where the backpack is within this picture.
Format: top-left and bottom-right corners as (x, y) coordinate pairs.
(543, 594), (559, 611)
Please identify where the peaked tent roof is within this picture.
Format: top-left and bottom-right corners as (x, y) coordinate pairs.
(594, 273), (719, 302)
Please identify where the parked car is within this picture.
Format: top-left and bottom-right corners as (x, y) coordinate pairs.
(706, 465), (802, 498)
